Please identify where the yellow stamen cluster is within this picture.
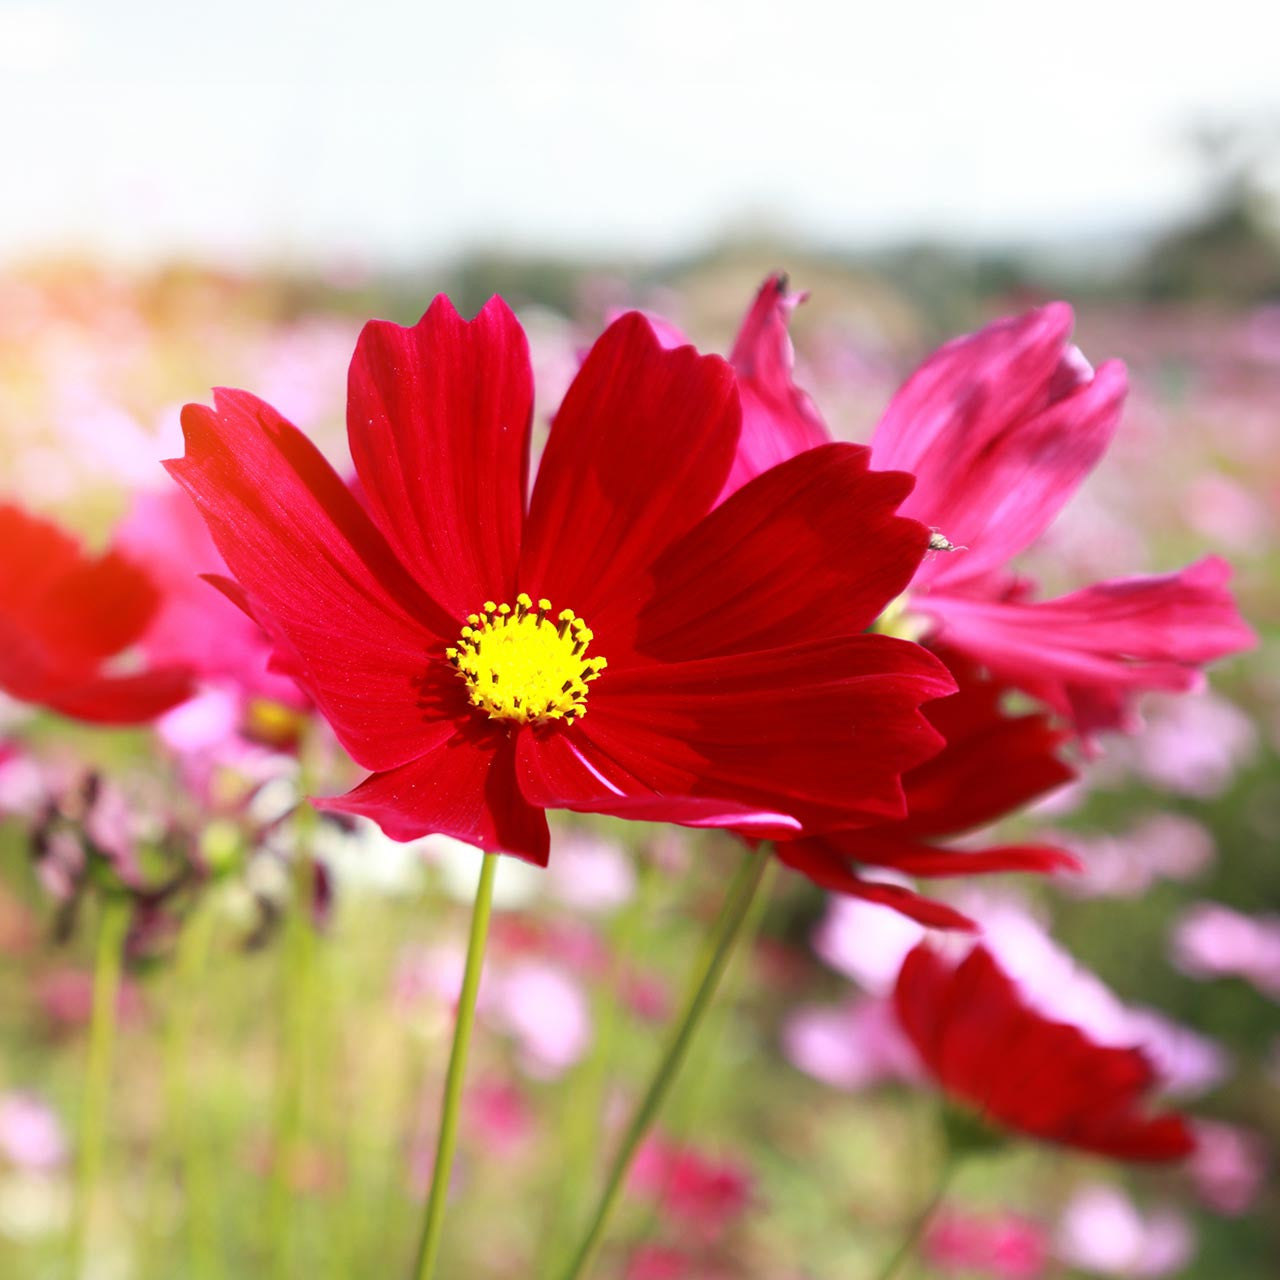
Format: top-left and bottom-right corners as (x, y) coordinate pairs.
(446, 593), (607, 726)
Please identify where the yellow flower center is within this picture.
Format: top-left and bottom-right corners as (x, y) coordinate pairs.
(870, 593), (929, 642)
(446, 594), (607, 726)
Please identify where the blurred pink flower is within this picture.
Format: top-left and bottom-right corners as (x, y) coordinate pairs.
(117, 488), (307, 714)
(544, 832), (636, 914)
(0, 1093), (67, 1172)
(1126, 691), (1257, 798)
(1187, 474), (1272, 550)
(463, 1080), (532, 1158)
(1187, 1121), (1269, 1216)
(491, 961), (591, 1079)
(630, 1136), (753, 1242)
(1172, 903), (1280, 999)
(1061, 814), (1215, 899)
(1055, 1185), (1194, 1277)
(37, 968), (145, 1029)
(781, 996), (919, 1090)
(923, 1207), (1048, 1278)
(625, 1245), (695, 1280)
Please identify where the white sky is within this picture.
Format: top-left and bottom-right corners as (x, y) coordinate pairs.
(2, 0), (1278, 266)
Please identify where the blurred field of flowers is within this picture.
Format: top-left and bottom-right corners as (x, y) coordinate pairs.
(0, 221), (1276, 1280)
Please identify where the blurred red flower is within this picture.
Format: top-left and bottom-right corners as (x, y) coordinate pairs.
(169, 296), (953, 864)
(893, 943), (1195, 1162)
(0, 503), (194, 723)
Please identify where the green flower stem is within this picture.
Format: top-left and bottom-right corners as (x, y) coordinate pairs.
(69, 892), (130, 1276)
(555, 846), (771, 1280)
(410, 850), (499, 1280)
(871, 1157), (955, 1280)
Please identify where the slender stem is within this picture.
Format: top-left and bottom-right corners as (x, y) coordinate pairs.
(555, 846), (770, 1280)
(871, 1159), (954, 1280)
(411, 850), (499, 1280)
(69, 892), (130, 1275)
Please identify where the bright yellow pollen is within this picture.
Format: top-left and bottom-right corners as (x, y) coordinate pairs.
(445, 593), (607, 725)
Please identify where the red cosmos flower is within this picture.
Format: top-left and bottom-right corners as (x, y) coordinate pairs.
(893, 943), (1195, 1162)
(167, 297), (954, 864)
(724, 278), (1254, 742)
(0, 503), (194, 724)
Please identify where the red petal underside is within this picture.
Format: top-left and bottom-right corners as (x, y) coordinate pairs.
(36, 669), (198, 725)
(880, 651), (1076, 838)
(167, 389), (457, 772)
(894, 945), (1195, 1162)
(606, 443), (926, 662)
(720, 274), (832, 499)
(347, 296), (532, 618)
(923, 557), (1256, 735)
(514, 726), (803, 839)
(318, 726), (550, 865)
(520, 636), (953, 834)
(519, 313), (740, 622)
(871, 305), (1126, 591)
(775, 843), (978, 930)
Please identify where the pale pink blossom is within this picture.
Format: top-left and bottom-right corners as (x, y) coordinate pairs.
(0, 1094), (66, 1172)
(1187, 1121), (1269, 1216)
(1172, 903), (1280, 999)
(1056, 1185), (1194, 1277)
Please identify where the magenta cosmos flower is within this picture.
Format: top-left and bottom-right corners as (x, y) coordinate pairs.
(718, 278), (1254, 741)
(167, 298), (955, 864)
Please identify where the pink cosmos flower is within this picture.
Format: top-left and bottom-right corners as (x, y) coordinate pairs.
(1172, 902), (1280, 1000)
(1186, 1120), (1269, 1216)
(1124, 691), (1258, 799)
(629, 1136), (753, 1242)
(116, 487), (310, 759)
(781, 995), (919, 1089)
(924, 1207), (1049, 1279)
(1058, 814), (1215, 899)
(719, 278), (1254, 743)
(0, 1093), (67, 1172)
(1055, 1185), (1194, 1277)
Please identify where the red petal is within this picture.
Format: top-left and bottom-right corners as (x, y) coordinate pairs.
(777, 845), (977, 931)
(542, 636), (952, 833)
(0, 504), (193, 724)
(36, 669), (197, 725)
(520, 313), (739, 620)
(893, 944), (1196, 1162)
(167, 389), (455, 771)
(721, 274), (831, 498)
(607, 443), (926, 661)
(515, 725), (803, 838)
(318, 727), (549, 865)
(347, 296), (532, 618)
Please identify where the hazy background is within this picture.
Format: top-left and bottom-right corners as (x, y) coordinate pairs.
(3, 0), (1279, 275)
